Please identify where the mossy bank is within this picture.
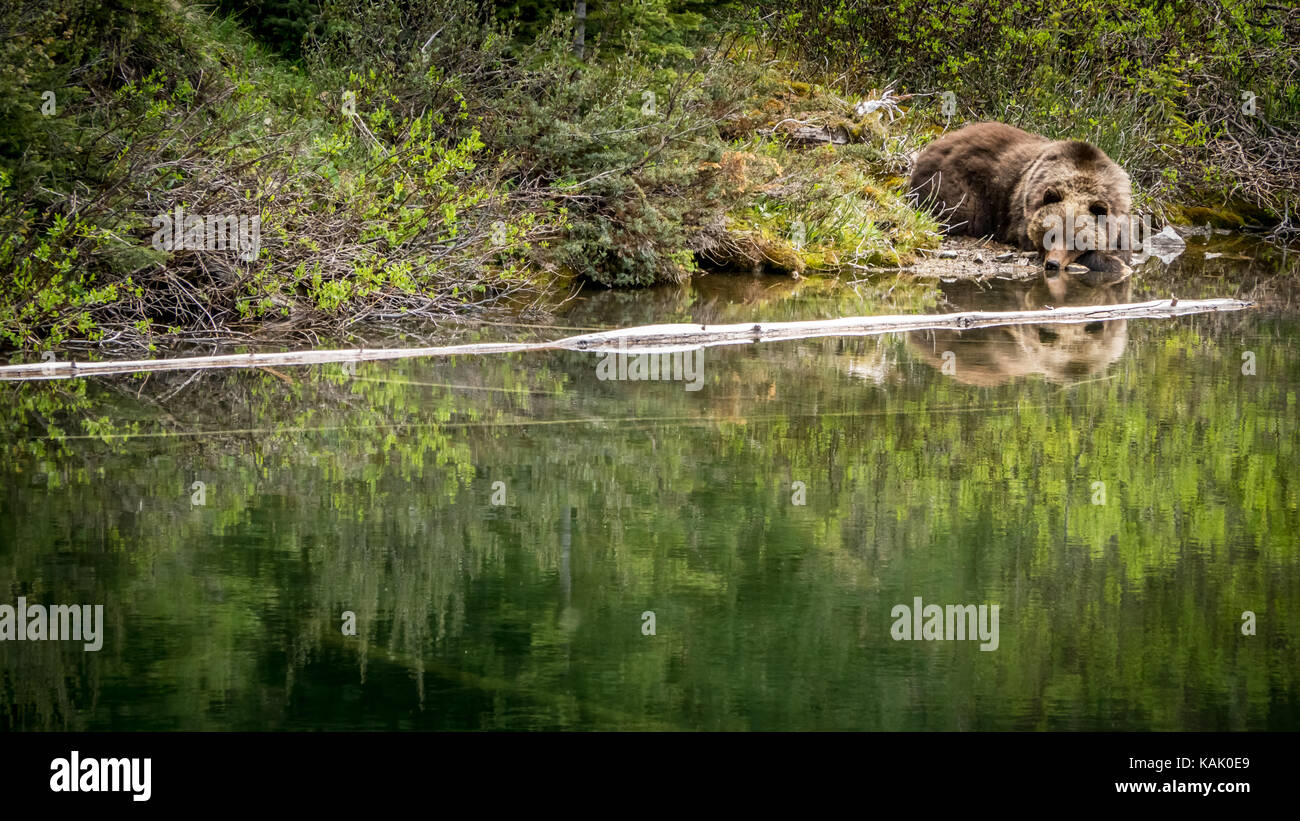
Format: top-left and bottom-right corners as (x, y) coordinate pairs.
(2, 0), (1295, 356)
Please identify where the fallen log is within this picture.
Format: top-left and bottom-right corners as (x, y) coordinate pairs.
(777, 124), (851, 145)
(0, 297), (1253, 382)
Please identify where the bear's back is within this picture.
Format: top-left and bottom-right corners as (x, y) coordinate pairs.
(909, 122), (1051, 239)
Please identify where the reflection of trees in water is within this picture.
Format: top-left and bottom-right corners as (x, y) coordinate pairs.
(563, 271), (939, 330)
(907, 275), (1132, 386)
(1, 282), (1297, 729)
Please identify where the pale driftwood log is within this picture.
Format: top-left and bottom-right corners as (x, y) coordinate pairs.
(766, 118), (850, 145)
(0, 298), (1252, 382)
(783, 125), (850, 145)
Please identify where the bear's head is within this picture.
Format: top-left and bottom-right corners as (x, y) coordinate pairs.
(1021, 141), (1134, 279)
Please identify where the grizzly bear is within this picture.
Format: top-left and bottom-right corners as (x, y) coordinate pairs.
(909, 122), (1133, 275)
(906, 272), (1132, 386)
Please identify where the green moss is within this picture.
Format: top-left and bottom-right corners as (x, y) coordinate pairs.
(1168, 200), (1280, 229)
(1168, 206), (1246, 229)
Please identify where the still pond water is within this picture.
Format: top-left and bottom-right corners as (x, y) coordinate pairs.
(2, 236), (1298, 730)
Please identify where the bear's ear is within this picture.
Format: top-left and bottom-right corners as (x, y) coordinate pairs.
(1041, 188), (1062, 205)
(1089, 201), (1109, 216)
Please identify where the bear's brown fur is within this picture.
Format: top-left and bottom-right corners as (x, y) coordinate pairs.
(909, 122), (1133, 275)
(906, 273), (1132, 386)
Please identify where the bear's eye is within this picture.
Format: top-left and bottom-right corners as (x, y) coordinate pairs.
(1089, 202), (1109, 216)
(1042, 190), (1062, 205)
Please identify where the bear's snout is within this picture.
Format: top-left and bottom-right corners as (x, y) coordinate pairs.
(1030, 203), (1112, 272)
(1043, 247), (1077, 271)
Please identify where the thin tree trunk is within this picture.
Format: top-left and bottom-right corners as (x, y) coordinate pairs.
(573, 1), (586, 59)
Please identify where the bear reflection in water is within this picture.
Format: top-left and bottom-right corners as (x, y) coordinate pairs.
(907, 272), (1131, 386)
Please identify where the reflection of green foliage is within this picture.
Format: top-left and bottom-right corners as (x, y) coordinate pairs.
(1, 286), (1297, 729)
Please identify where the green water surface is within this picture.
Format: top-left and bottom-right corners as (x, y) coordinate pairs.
(2, 237), (1298, 730)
